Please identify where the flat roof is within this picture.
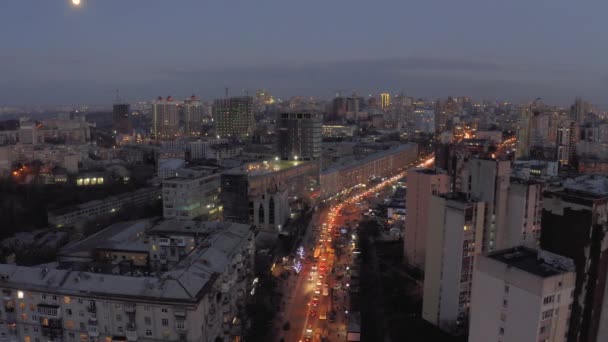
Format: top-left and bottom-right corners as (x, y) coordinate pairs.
(487, 247), (574, 278)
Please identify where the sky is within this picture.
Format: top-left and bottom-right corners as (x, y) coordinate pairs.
(1, 0), (607, 106)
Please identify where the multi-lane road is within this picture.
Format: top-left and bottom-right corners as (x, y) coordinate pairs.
(274, 155), (435, 342)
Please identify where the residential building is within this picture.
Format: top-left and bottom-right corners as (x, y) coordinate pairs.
(182, 95), (204, 137)
(404, 169), (449, 269)
(504, 178), (544, 249)
(213, 96), (254, 139)
(463, 158), (511, 252)
(469, 247), (575, 342)
(540, 175), (608, 342)
(112, 103), (131, 135)
(557, 120), (577, 166)
(162, 167), (221, 220)
(320, 143), (418, 199)
(380, 93), (390, 110)
(277, 112), (322, 161)
(0, 220), (254, 342)
(47, 187), (161, 228)
(152, 96), (180, 140)
(423, 193), (485, 333)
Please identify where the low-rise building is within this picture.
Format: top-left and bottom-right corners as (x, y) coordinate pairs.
(162, 167), (221, 220)
(1, 220), (255, 342)
(48, 187), (161, 228)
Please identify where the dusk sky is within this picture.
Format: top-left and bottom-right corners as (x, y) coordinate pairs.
(2, 0), (607, 106)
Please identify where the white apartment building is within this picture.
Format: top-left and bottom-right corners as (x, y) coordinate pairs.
(504, 178), (544, 249)
(404, 169), (450, 269)
(423, 193), (485, 333)
(0, 221), (254, 342)
(162, 167), (221, 220)
(462, 158), (511, 252)
(469, 247), (575, 342)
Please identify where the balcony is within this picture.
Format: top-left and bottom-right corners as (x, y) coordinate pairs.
(174, 308), (186, 318)
(87, 325), (99, 337)
(86, 306), (97, 313)
(125, 304), (136, 313)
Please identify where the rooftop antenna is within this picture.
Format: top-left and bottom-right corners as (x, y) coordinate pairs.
(225, 87), (229, 98)
(114, 89), (121, 103)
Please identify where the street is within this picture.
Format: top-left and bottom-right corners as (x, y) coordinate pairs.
(272, 155), (434, 342)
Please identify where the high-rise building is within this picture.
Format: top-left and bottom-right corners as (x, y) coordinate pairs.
(516, 106), (532, 159)
(112, 103), (132, 135)
(152, 96), (180, 140)
(504, 178), (544, 249)
(404, 169), (450, 269)
(423, 193), (485, 333)
(380, 92), (390, 110)
(557, 120), (577, 166)
(469, 247), (575, 342)
(571, 97), (590, 125)
(182, 95), (203, 137)
(434, 99), (449, 134)
(276, 112), (322, 161)
(540, 175), (608, 342)
(463, 158), (511, 252)
(213, 96), (254, 139)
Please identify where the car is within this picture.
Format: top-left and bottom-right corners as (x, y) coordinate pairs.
(308, 310), (317, 317)
(305, 324), (313, 335)
(333, 284), (342, 290)
(308, 274), (314, 281)
(316, 281), (322, 286)
(319, 311), (327, 320)
(314, 287), (321, 294)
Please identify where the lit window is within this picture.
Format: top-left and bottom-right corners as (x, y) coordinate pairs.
(64, 296), (71, 304)
(17, 291), (24, 299)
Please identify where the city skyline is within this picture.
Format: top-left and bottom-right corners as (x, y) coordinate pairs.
(2, 1), (608, 105)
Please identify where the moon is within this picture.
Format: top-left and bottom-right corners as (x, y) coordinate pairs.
(72, 0), (81, 5)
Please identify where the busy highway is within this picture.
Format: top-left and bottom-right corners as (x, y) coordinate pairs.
(273, 155), (434, 342)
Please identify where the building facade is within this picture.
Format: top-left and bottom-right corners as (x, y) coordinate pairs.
(540, 175), (608, 342)
(213, 97), (254, 139)
(152, 96), (180, 140)
(423, 193), (485, 333)
(0, 221), (254, 342)
(276, 112), (321, 161)
(162, 167), (221, 220)
(469, 247), (575, 342)
(404, 169), (450, 269)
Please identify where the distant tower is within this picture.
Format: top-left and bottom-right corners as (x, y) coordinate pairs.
(276, 112), (322, 161)
(380, 92), (391, 110)
(213, 96), (254, 139)
(112, 90), (132, 135)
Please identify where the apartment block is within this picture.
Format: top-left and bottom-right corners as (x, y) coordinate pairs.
(469, 247), (575, 342)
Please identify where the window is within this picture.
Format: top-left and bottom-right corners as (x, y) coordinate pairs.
(162, 318), (169, 327)
(500, 313), (506, 321)
(161, 308), (168, 313)
(542, 310), (553, 320)
(502, 299), (508, 307)
(176, 320), (185, 330)
(504, 285), (509, 293)
(79, 322), (85, 330)
(145, 317), (152, 326)
(543, 295), (555, 305)
(116, 314), (122, 322)
(52, 295), (57, 301)
(65, 320), (74, 329)
(64, 296), (71, 304)
(78, 298), (83, 304)
(17, 291), (24, 299)
(79, 310), (84, 317)
(118, 327), (123, 333)
(540, 326), (546, 334)
(66, 308), (72, 316)
(146, 330), (152, 336)
(499, 328), (504, 335)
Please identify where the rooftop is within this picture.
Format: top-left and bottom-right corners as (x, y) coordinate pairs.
(225, 159), (307, 177)
(487, 247), (575, 278)
(563, 174), (608, 197)
(0, 220), (252, 303)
